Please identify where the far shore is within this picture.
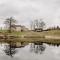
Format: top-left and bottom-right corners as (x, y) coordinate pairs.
(0, 30), (60, 39)
(0, 30), (59, 45)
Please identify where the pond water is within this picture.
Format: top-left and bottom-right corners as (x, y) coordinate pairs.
(0, 43), (60, 60)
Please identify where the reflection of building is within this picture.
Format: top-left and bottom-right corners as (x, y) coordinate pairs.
(12, 25), (28, 32)
(4, 42), (27, 57)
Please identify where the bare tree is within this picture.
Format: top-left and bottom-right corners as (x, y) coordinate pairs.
(30, 20), (33, 30)
(34, 19), (39, 28)
(4, 17), (16, 33)
(38, 19), (45, 29)
(30, 19), (45, 31)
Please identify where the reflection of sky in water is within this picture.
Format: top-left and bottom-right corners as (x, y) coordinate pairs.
(0, 44), (60, 60)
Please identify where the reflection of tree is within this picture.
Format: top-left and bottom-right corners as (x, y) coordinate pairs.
(4, 42), (17, 57)
(30, 43), (46, 54)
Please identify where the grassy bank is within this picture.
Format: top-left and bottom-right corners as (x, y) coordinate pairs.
(29, 30), (60, 36)
(0, 30), (60, 36)
(0, 30), (60, 39)
(0, 30), (60, 46)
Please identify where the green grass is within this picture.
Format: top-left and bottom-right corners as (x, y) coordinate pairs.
(0, 30), (7, 33)
(31, 30), (60, 36)
(0, 29), (60, 36)
(9, 31), (27, 36)
(0, 30), (28, 36)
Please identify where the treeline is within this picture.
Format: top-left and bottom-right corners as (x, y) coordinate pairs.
(30, 19), (60, 32)
(47, 26), (60, 31)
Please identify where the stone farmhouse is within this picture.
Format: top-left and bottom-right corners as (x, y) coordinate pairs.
(12, 25), (28, 32)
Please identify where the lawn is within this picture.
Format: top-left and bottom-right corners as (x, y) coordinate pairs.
(0, 30), (60, 36)
(31, 30), (60, 36)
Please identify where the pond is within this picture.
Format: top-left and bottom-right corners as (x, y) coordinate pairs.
(0, 42), (60, 60)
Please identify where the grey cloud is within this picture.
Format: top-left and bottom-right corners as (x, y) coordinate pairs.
(0, 0), (60, 28)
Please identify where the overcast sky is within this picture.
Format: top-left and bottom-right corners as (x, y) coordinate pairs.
(0, 0), (60, 29)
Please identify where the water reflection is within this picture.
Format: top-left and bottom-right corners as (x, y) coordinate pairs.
(0, 41), (60, 60)
(3, 42), (46, 57)
(1, 39), (60, 60)
(30, 43), (46, 54)
(4, 42), (17, 57)
(3, 41), (60, 57)
(46, 43), (60, 47)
